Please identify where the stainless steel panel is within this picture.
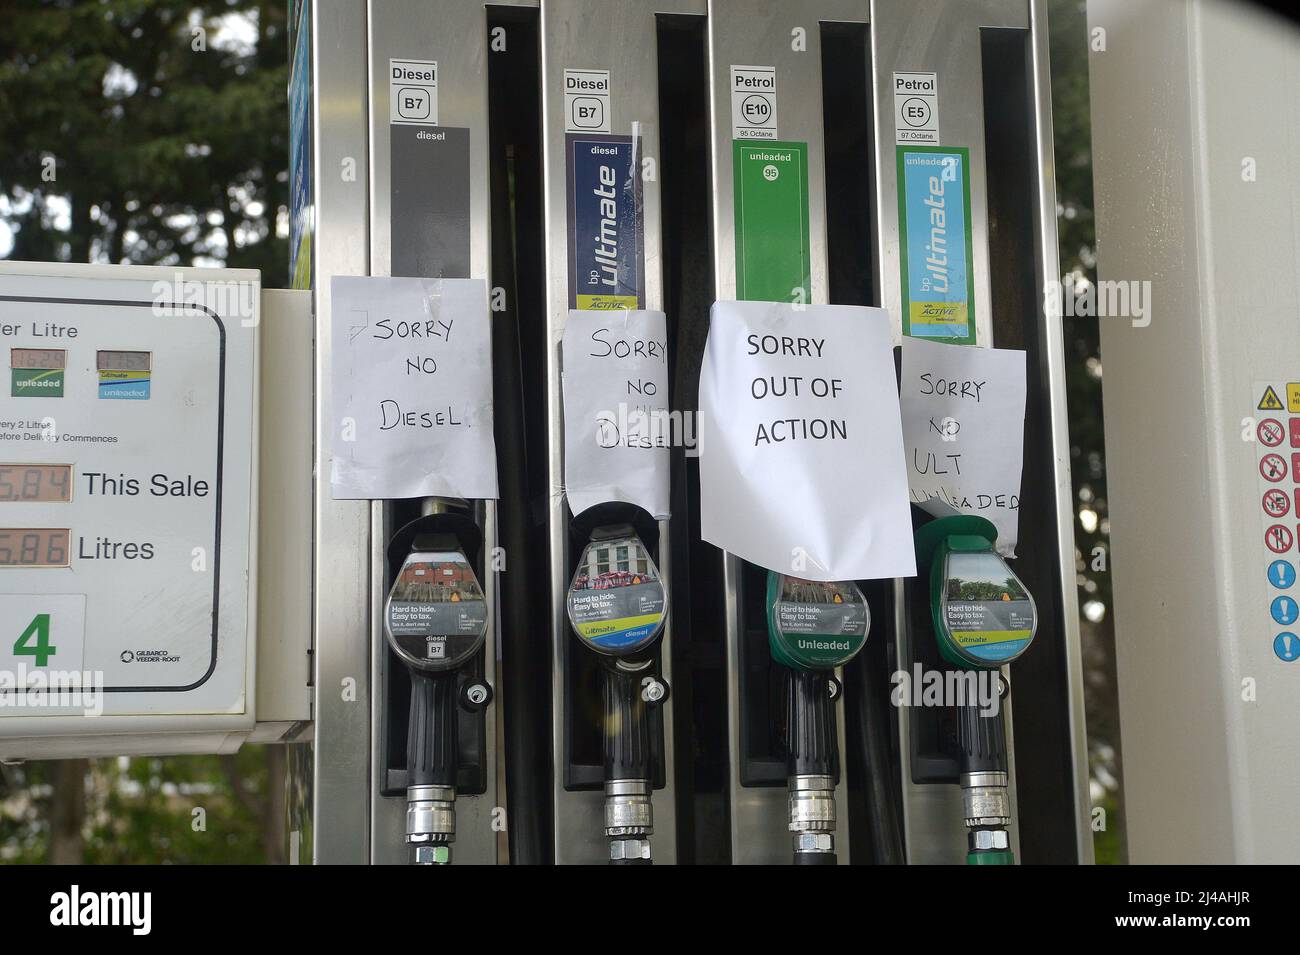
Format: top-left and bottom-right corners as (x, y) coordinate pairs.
(311, 0), (373, 865)
(1027, 0), (1091, 864)
(540, 0), (700, 864)
(871, 0), (1026, 866)
(257, 289), (314, 728)
(706, 0), (868, 865)
(366, 0), (501, 865)
(871, 0), (1088, 864)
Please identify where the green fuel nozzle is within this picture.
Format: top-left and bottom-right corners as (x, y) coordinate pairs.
(914, 516), (1037, 865)
(566, 522), (668, 865)
(765, 572), (870, 864)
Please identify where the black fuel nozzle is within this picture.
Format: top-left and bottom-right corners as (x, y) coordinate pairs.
(384, 530), (489, 865)
(958, 680), (1014, 864)
(786, 667), (839, 864)
(566, 519), (667, 865)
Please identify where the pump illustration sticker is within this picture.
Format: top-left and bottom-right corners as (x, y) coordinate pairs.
(566, 134), (644, 310)
(567, 536), (665, 652)
(385, 552), (488, 670)
(897, 146), (975, 344)
(941, 552), (1035, 663)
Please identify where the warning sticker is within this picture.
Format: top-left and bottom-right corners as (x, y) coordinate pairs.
(1258, 384), (1284, 411)
(1254, 380), (1300, 663)
(731, 65), (778, 140)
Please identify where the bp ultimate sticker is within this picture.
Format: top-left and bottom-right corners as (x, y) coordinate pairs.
(898, 146), (975, 344)
(566, 134), (644, 310)
(940, 550), (1036, 665)
(566, 533), (666, 653)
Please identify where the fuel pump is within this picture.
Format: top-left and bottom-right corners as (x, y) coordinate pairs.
(565, 508), (669, 864)
(765, 574), (869, 864)
(914, 516), (1037, 865)
(383, 513), (493, 865)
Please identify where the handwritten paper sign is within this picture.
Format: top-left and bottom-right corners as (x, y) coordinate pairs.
(900, 337), (1026, 556)
(330, 277), (498, 500)
(698, 300), (915, 582)
(562, 309), (671, 519)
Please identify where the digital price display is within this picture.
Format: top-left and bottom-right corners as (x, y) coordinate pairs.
(97, 350), (151, 372)
(0, 464), (73, 502)
(10, 348), (67, 370)
(0, 528), (71, 568)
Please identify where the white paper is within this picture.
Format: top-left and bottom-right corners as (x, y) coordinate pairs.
(698, 300), (916, 582)
(330, 277), (498, 500)
(562, 309), (671, 519)
(900, 337), (1026, 556)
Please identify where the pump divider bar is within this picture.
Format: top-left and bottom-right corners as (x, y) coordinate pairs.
(541, 0), (702, 864)
(365, 0), (501, 865)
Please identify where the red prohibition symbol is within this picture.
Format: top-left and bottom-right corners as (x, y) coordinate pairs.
(1258, 418), (1286, 447)
(1260, 453), (1288, 483)
(1266, 523), (1294, 554)
(1263, 488), (1291, 518)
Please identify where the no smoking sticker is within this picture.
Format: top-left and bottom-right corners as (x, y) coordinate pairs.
(1258, 418), (1285, 447)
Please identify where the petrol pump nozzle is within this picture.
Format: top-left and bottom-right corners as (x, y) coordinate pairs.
(914, 516), (1037, 865)
(383, 533), (490, 865)
(765, 572), (870, 864)
(566, 522), (668, 864)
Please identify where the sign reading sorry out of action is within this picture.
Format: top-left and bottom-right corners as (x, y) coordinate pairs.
(698, 300), (915, 582)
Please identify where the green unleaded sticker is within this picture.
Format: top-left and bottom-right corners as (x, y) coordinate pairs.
(11, 368), (64, 397)
(733, 140), (811, 303)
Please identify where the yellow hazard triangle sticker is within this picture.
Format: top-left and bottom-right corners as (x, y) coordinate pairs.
(1258, 385), (1284, 411)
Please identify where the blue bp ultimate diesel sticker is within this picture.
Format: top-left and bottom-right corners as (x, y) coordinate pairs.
(897, 146), (975, 344)
(566, 134), (644, 310)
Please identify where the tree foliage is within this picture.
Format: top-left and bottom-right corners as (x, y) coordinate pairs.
(0, 0), (288, 283)
(0, 0), (290, 864)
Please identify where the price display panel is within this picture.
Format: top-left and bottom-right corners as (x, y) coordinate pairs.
(0, 264), (257, 725)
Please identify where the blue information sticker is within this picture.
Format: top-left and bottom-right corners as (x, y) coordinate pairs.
(1274, 632), (1299, 662)
(1268, 559), (1295, 589)
(1270, 594), (1299, 626)
(897, 146), (975, 344)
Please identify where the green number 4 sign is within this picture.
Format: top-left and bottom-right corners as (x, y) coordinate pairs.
(13, 613), (57, 667)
